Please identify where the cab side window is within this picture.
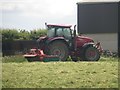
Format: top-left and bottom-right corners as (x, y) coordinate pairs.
(56, 28), (63, 36)
(63, 28), (71, 39)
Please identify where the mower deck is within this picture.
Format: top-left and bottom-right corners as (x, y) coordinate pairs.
(23, 48), (59, 62)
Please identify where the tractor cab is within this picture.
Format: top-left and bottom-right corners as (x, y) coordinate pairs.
(46, 24), (74, 40)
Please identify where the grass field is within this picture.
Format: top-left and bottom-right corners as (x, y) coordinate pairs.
(2, 56), (118, 88)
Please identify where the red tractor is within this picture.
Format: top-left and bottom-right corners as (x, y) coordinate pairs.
(37, 23), (102, 61)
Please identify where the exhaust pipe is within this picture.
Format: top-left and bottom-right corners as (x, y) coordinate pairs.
(74, 25), (77, 51)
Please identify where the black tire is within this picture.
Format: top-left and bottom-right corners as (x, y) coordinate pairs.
(47, 41), (69, 61)
(82, 46), (100, 61)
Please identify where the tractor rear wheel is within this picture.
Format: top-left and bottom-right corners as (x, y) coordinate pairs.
(82, 46), (100, 61)
(48, 41), (69, 61)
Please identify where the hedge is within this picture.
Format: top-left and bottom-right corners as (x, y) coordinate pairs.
(1, 28), (47, 41)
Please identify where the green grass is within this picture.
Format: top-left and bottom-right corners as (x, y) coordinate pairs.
(2, 56), (118, 88)
(2, 55), (28, 63)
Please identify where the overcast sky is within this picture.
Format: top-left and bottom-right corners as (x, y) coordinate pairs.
(0, 0), (119, 30)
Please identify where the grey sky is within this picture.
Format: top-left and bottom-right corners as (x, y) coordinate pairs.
(0, 0), (119, 30)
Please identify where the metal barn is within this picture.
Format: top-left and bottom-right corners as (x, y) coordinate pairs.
(77, 2), (119, 52)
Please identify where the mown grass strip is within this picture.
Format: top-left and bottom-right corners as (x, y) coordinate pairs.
(2, 55), (118, 63)
(2, 59), (118, 88)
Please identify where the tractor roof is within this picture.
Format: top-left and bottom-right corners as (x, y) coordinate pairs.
(47, 24), (72, 28)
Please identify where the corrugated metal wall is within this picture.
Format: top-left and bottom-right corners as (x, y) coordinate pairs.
(77, 2), (118, 34)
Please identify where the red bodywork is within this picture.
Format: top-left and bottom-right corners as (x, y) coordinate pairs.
(76, 36), (93, 47)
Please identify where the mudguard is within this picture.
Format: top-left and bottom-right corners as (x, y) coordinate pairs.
(82, 42), (94, 48)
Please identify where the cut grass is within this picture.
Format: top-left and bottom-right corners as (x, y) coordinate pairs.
(2, 56), (119, 88)
(2, 55), (27, 63)
(2, 55), (118, 63)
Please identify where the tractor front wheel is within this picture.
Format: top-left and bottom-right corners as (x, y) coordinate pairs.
(82, 46), (100, 61)
(48, 41), (69, 61)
